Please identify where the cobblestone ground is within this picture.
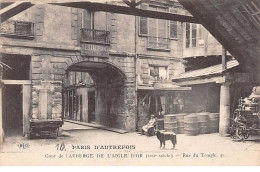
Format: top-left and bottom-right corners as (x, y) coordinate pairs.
(0, 122), (259, 166)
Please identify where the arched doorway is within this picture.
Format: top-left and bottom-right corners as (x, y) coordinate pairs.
(63, 61), (127, 129)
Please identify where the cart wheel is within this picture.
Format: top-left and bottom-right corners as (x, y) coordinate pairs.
(28, 132), (35, 139)
(50, 128), (58, 139)
(50, 132), (58, 139)
(243, 132), (249, 140)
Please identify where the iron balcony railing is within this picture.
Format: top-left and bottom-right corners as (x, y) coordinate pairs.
(80, 28), (110, 44)
(0, 20), (34, 39)
(148, 36), (170, 50)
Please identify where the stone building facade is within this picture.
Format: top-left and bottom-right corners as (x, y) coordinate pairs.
(0, 0), (223, 139)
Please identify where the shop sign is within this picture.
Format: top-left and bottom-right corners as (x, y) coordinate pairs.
(81, 43), (109, 58)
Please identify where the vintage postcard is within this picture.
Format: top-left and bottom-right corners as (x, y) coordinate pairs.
(0, 0), (259, 166)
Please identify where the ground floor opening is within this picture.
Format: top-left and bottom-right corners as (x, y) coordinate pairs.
(63, 61), (128, 129)
(1, 53), (31, 137)
(2, 84), (23, 137)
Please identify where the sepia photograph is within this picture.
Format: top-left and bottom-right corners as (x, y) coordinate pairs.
(0, 0), (259, 166)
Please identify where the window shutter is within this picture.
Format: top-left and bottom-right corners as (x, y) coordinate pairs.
(139, 4), (148, 35)
(169, 8), (178, 39)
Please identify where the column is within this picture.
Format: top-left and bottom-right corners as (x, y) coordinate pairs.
(23, 84), (31, 137)
(219, 82), (231, 136)
(0, 66), (3, 144)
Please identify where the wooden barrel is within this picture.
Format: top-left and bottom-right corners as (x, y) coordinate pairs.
(164, 114), (177, 121)
(209, 113), (219, 133)
(176, 113), (187, 134)
(164, 114), (177, 133)
(184, 129), (199, 136)
(184, 114), (198, 136)
(197, 112), (209, 134)
(177, 127), (185, 134)
(156, 119), (164, 130)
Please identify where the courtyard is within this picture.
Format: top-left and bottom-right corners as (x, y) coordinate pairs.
(0, 122), (259, 166)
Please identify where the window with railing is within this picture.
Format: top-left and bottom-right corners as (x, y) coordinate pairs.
(0, 20), (34, 39)
(80, 28), (110, 44)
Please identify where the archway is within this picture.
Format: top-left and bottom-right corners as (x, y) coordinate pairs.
(63, 61), (127, 129)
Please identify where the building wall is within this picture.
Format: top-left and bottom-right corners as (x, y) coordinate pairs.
(184, 84), (220, 113)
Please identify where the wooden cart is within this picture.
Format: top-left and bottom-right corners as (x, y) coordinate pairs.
(29, 119), (63, 139)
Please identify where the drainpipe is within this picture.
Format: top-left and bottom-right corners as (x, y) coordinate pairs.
(134, 14), (138, 131)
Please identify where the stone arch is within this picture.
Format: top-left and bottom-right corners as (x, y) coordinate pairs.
(66, 57), (127, 82)
(63, 56), (132, 130)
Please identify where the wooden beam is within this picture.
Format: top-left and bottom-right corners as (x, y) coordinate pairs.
(51, 1), (199, 23)
(2, 80), (31, 85)
(0, 2), (33, 23)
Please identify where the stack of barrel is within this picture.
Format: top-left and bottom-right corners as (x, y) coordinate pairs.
(184, 114), (198, 136)
(176, 113), (187, 134)
(164, 114), (177, 133)
(163, 112), (219, 135)
(209, 113), (219, 133)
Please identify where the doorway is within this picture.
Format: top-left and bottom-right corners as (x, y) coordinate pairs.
(88, 91), (95, 123)
(2, 85), (23, 136)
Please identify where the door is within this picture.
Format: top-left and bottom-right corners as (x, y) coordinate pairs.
(88, 91), (95, 122)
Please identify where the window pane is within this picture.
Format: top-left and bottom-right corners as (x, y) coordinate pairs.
(186, 23), (190, 48)
(192, 38), (196, 47)
(159, 67), (167, 79)
(149, 18), (157, 37)
(158, 19), (167, 38)
(198, 24), (205, 46)
(192, 24), (197, 47)
(208, 32), (214, 46)
(94, 12), (106, 30)
(82, 9), (92, 29)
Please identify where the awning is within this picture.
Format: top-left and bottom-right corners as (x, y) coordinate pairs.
(172, 60), (239, 81)
(138, 83), (191, 91)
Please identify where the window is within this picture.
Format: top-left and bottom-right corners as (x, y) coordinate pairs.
(185, 23), (197, 48)
(81, 10), (109, 44)
(82, 10), (107, 30)
(148, 6), (168, 49)
(149, 66), (168, 82)
(139, 4), (179, 49)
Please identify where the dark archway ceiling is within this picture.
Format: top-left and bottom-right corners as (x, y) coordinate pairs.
(178, 0), (260, 73)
